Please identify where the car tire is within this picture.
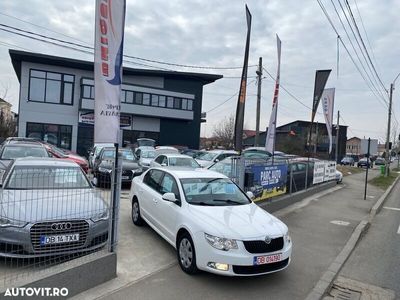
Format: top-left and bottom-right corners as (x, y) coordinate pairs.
(177, 232), (199, 275)
(131, 198), (144, 226)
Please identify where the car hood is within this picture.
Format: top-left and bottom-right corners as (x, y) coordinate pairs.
(139, 158), (153, 166)
(195, 159), (213, 168)
(100, 160), (140, 170)
(187, 203), (287, 240)
(0, 188), (108, 222)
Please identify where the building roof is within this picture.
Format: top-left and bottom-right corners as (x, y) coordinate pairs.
(0, 98), (12, 107)
(347, 137), (361, 142)
(9, 49), (223, 85)
(277, 120), (348, 129)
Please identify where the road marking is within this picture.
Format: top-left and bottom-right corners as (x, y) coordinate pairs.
(330, 220), (350, 226)
(383, 206), (400, 212)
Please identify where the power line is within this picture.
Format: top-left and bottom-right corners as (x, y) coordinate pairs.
(0, 21), (257, 71)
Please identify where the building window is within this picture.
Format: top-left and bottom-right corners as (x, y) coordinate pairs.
(174, 97), (181, 109)
(29, 69), (74, 105)
(143, 93), (150, 105)
(126, 91), (134, 103)
(82, 85), (94, 99)
(159, 95), (166, 107)
(187, 99), (193, 110)
(120, 90), (126, 103)
(26, 122), (72, 150)
(181, 98), (193, 110)
(167, 96), (174, 108)
(135, 92), (143, 104)
(151, 94), (159, 106)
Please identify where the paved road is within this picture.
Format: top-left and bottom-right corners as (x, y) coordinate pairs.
(336, 175), (400, 297)
(93, 170), (384, 300)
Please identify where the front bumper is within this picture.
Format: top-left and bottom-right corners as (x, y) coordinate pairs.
(0, 219), (109, 258)
(194, 232), (292, 276)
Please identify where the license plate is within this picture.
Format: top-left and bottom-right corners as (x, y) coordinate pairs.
(122, 176), (129, 180)
(40, 234), (80, 245)
(253, 253), (282, 265)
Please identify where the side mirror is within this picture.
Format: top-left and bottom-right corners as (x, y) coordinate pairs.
(162, 192), (176, 202)
(246, 191), (255, 200)
(133, 169), (144, 178)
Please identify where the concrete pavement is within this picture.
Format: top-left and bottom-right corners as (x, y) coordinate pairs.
(72, 169), (388, 300)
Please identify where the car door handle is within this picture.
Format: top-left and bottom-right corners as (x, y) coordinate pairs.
(152, 198), (158, 203)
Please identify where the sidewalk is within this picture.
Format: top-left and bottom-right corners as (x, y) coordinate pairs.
(74, 169), (384, 300)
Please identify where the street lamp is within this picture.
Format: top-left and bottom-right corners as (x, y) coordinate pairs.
(385, 72), (400, 176)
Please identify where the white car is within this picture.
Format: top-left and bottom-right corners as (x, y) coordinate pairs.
(150, 154), (201, 169)
(137, 148), (157, 168)
(336, 170), (343, 183)
(195, 150), (238, 168)
(130, 168), (292, 276)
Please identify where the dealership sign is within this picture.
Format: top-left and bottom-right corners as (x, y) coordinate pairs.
(249, 164), (288, 202)
(79, 111), (131, 128)
(313, 161), (336, 184)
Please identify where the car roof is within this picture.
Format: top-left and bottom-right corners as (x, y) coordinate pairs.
(156, 154), (193, 159)
(151, 167), (228, 179)
(12, 157), (79, 167)
(207, 150), (237, 154)
(3, 142), (45, 148)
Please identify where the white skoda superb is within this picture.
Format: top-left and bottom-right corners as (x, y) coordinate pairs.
(130, 168), (292, 276)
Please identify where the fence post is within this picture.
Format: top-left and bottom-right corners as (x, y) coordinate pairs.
(109, 143), (122, 252)
(238, 156), (245, 189)
(305, 162), (309, 190)
(289, 165), (293, 195)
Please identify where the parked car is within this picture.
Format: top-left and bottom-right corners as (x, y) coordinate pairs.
(286, 161), (315, 192)
(88, 143), (114, 169)
(155, 146), (180, 155)
(341, 157), (355, 166)
(137, 138), (156, 147)
(180, 149), (205, 159)
(336, 170), (343, 183)
(130, 168), (292, 276)
(137, 148), (157, 169)
(357, 158), (372, 168)
(92, 147), (140, 187)
(150, 154), (201, 169)
(0, 158), (109, 257)
(43, 143), (89, 173)
(374, 157), (386, 165)
(0, 142), (50, 162)
(195, 150), (238, 168)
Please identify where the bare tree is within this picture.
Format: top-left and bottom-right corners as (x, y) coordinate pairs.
(212, 114), (235, 149)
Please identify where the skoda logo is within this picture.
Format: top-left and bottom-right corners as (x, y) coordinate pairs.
(264, 235), (272, 244)
(51, 222), (72, 231)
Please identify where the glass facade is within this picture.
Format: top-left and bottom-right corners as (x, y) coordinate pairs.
(26, 122), (72, 150)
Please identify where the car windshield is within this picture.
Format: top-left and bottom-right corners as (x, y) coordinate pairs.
(141, 150), (156, 159)
(103, 149), (135, 161)
(5, 166), (90, 190)
(180, 178), (251, 206)
(168, 157), (200, 168)
(50, 145), (67, 158)
(196, 152), (218, 161)
(1, 146), (48, 159)
(208, 160), (232, 177)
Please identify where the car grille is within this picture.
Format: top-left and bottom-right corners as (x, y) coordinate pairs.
(232, 258), (289, 275)
(30, 220), (89, 253)
(243, 237), (284, 254)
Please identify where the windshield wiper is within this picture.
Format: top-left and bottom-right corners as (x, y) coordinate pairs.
(191, 201), (216, 206)
(212, 199), (244, 205)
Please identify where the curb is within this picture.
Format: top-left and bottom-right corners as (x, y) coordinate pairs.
(304, 174), (400, 300)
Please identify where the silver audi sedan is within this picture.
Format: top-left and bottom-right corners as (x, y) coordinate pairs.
(0, 158), (109, 257)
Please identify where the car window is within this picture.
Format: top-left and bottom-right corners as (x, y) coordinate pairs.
(143, 169), (164, 193)
(154, 155), (164, 164)
(297, 163), (306, 171)
(161, 156), (168, 165)
(1, 146), (49, 159)
(160, 173), (180, 199)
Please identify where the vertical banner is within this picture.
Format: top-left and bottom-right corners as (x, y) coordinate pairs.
(321, 88), (335, 154)
(94, 0), (126, 144)
(234, 5), (252, 152)
(311, 70), (331, 123)
(265, 35), (282, 153)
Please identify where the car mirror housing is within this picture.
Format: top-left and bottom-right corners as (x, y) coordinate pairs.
(162, 192), (176, 202)
(246, 191), (255, 200)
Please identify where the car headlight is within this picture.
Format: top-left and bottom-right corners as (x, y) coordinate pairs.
(204, 233), (238, 251)
(0, 217), (27, 228)
(91, 210), (109, 222)
(98, 167), (112, 173)
(284, 231), (291, 244)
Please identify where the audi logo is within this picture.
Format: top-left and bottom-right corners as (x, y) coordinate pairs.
(51, 222), (72, 231)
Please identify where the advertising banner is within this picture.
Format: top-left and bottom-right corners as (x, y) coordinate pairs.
(265, 35), (282, 153)
(313, 161), (326, 184)
(324, 161), (336, 181)
(79, 111), (131, 128)
(234, 5), (252, 151)
(94, 0), (126, 144)
(248, 164), (287, 202)
(321, 88), (335, 153)
(311, 70), (331, 123)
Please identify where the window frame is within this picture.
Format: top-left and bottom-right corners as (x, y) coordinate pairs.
(28, 69), (75, 105)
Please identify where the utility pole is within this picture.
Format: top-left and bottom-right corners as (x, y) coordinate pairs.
(314, 121), (319, 156)
(385, 84), (393, 177)
(335, 110), (340, 163)
(255, 57), (262, 147)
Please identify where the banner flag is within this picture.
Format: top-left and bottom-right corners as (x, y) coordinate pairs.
(265, 35), (282, 153)
(321, 88), (335, 153)
(311, 70), (331, 123)
(94, 0), (126, 144)
(234, 5), (252, 151)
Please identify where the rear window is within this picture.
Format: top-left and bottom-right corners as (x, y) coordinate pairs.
(1, 146), (48, 159)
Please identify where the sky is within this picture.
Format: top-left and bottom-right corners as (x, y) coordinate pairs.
(0, 0), (399, 143)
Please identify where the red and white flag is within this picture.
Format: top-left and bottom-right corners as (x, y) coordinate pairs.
(94, 0), (126, 144)
(265, 35), (282, 154)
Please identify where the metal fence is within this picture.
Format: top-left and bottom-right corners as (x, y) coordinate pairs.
(0, 157), (119, 290)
